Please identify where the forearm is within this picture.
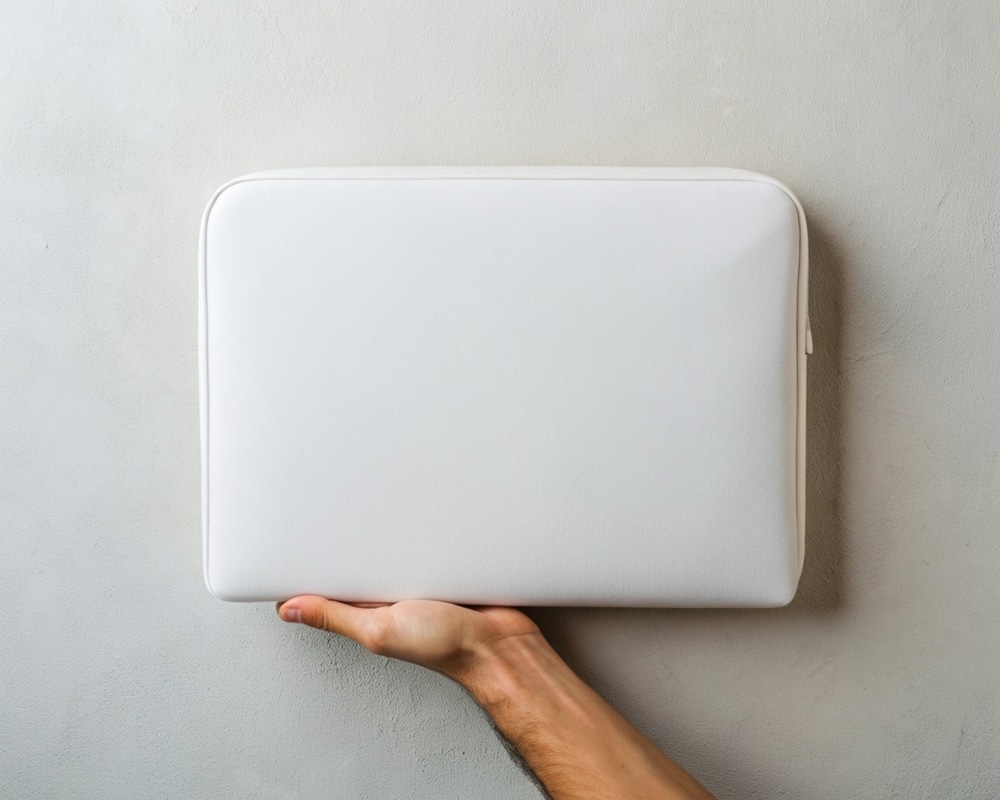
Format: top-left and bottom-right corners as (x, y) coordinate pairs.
(452, 633), (715, 800)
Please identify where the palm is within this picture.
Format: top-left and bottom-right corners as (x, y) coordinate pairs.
(280, 596), (539, 679)
(371, 600), (537, 668)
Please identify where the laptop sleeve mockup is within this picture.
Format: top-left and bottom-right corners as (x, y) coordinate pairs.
(199, 167), (810, 607)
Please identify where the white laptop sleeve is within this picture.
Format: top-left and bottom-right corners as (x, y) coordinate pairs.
(199, 168), (810, 607)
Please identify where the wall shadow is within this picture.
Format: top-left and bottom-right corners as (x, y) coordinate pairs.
(783, 217), (848, 616)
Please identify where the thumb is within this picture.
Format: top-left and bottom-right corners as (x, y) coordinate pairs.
(278, 595), (372, 640)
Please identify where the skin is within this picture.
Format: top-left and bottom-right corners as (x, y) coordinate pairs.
(277, 597), (715, 800)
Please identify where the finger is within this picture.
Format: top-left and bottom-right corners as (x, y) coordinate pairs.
(278, 595), (372, 641)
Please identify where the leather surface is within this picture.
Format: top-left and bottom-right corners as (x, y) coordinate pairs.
(201, 170), (806, 606)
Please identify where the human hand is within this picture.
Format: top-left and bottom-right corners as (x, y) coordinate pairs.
(278, 596), (716, 799)
(277, 596), (540, 684)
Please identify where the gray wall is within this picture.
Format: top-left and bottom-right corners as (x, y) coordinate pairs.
(2, 2), (998, 797)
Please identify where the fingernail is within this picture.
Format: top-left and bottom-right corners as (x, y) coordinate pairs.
(279, 604), (302, 623)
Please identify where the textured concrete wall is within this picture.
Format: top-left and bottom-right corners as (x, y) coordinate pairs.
(2, 2), (998, 797)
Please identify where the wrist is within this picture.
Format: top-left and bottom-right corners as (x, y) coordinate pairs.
(451, 631), (581, 714)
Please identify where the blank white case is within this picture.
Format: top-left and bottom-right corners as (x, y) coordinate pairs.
(200, 167), (809, 606)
